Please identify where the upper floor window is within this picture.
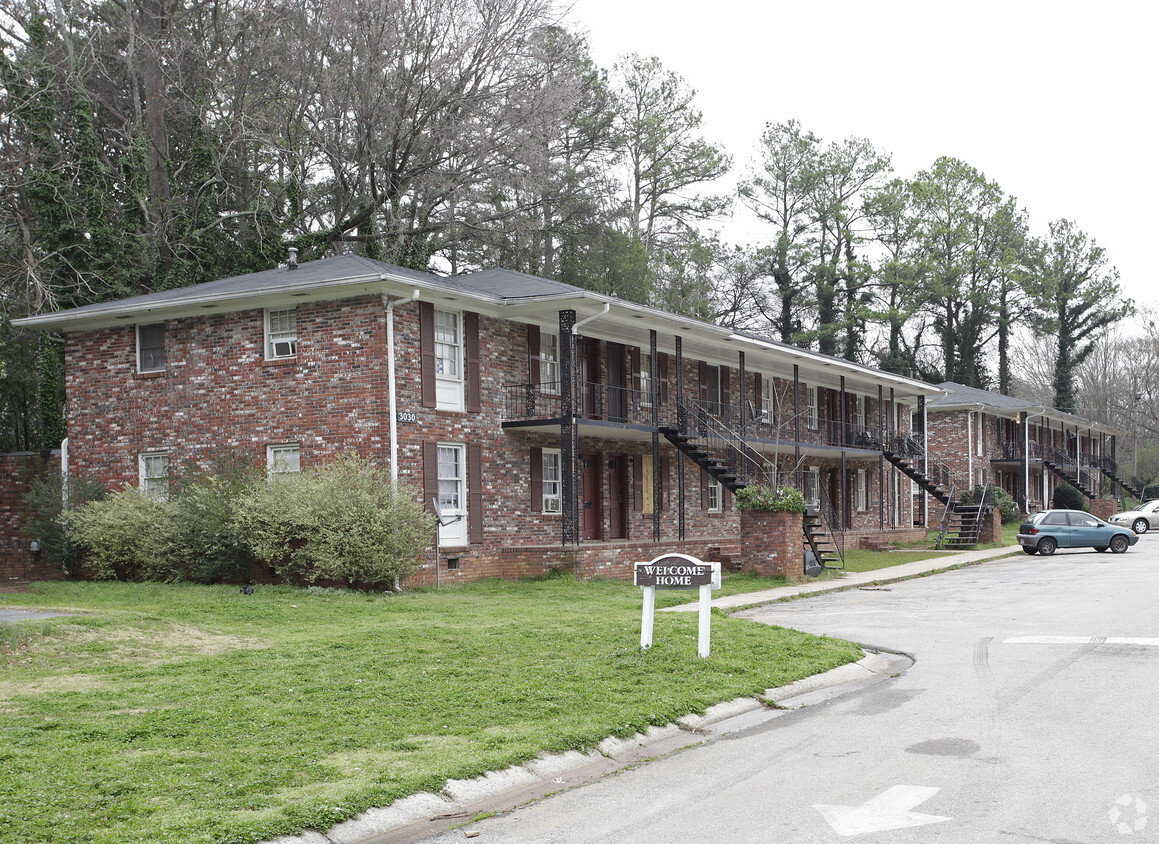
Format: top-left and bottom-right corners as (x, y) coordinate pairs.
(853, 395), (865, 431)
(435, 310), (461, 379)
(267, 443), (301, 477)
(762, 378), (775, 416)
(139, 451), (169, 500)
(704, 365), (721, 409)
(806, 386), (819, 429)
(640, 352), (653, 403)
(265, 308), (298, 359)
(974, 411), (984, 456)
(137, 323), (166, 372)
(856, 468), (868, 511)
(540, 333), (560, 393)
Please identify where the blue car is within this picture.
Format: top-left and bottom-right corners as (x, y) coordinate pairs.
(1018, 509), (1139, 556)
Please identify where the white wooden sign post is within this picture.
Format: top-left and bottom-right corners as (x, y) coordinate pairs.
(634, 553), (722, 658)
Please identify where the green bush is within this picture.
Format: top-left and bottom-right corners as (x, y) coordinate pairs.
(68, 488), (172, 580)
(959, 486), (1023, 524)
(22, 471), (107, 577)
(234, 454), (436, 587)
(734, 484), (807, 514)
(164, 451), (260, 583)
(1051, 482), (1089, 512)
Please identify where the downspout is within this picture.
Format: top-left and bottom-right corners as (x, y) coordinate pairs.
(386, 289), (421, 483)
(967, 410), (974, 489)
(570, 302), (611, 336)
(1023, 409), (1046, 513)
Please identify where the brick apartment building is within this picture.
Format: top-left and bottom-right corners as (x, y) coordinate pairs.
(924, 382), (1127, 516)
(11, 253), (944, 584)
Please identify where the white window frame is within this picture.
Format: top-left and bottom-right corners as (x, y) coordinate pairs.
(975, 411), (985, 456)
(267, 443), (301, 478)
(137, 323), (166, 373)
(856, 468), (868, 511)
(854, 395), (865, 431)
(707, 477), (723, 512)
(640, 352), (653, 405)
(265, 308), (298, 360)
(761, 378), (774, 418)
(541, 448), (562, 514)
(437, 443), (468, 545)
(807, 386), (819, 430)
(540, 333), (560, 394)
(139, 451), (169, 500)
(805, 466), (820, 509)
(434, 310), (462, 380)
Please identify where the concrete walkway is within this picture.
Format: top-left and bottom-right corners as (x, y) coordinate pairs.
(665, 544), (1023, 612)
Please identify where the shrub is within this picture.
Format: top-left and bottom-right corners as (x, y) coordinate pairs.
(959, 486), (1023, 524)
(734, 484), (807, 514)
(1051, 482), (1089, 512)
(234, 454), (436, 587)
(22, 471), (107, 577)
(69, 488), (172, 580)
(164, 451), (260, 583)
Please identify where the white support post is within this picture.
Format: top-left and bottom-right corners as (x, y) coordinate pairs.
(640, 585), (656, 649)
(697, 583), (712, 658)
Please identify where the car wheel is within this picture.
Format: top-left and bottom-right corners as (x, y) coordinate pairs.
(1022, 546), (1037, 555)
(1111, 535), (1130, 554)
(1037, 537), (1057, 556)
(1094, 546), (1109, 553)
(1133, 518), (1149, 534)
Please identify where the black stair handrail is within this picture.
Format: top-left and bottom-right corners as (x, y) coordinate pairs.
(1042, 444), (1097, 496)
(934, 481), (958, 550)
(812, 483), (845, 568)
(675, 396), (780, 490)
(877, 431), (969, 501)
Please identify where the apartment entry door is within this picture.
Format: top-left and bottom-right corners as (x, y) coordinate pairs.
(580, 453), (602, 540)
(579, 339), (599, 418)
(607, 455), (627, 539)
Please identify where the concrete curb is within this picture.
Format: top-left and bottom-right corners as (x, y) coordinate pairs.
(265, 650), (906, 844)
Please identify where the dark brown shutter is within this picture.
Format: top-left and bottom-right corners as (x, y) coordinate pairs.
(699, 361), (709, 402)
(530, 447), (543, 510)
(420, 302), (436, 408)
(720, 364), (731, 410)
(753, 371), (763, 416)
(633, 457), (643, 511)
(630, 346), (642, 393)
(526, 324), (541, 383)
(465, 311), (480, 413)
(468, 442), (483, 543)
(422, 441), (438, 515)
(701, 468), (709, 509)
(658, 353), (670, 405)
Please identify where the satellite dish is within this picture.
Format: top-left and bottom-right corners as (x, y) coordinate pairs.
(431, 498), (463, 527)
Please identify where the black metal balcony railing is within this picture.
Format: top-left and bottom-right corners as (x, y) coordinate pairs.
(503, 381), (906, 452)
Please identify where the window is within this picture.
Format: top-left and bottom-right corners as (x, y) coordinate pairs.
(267, 443), (300, 477)
(854, 395), (865, 432)
(541, 448), (561, 513)
(137, 324), (166, 372)
(857, 468), (868, 511)
(705, 365), (721, 407)
(540, 333), (560, 393)
(805, 466), (820, 508)
(436, 443), (468, 545)
(640, 352), (653, 403)
(707, 477), (722, 512)
(974, 411), (984, 456)
(762, 378), (774, 418)
(434, 310), (461, 378)
(139, 452), (169, 500)
(265, 308), (298, 359)
(807, 386), (819, 429)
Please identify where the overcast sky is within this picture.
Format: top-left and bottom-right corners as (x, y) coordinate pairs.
(566, 0), (1156, 310)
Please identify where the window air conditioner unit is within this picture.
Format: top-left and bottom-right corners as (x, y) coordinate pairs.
(272, 340), (296, 358)
(544, 497), (561, 513)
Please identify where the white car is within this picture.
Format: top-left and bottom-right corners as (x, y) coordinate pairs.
(1109, 500), (1159, 534)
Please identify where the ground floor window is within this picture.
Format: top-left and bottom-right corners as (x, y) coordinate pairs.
(541, 448), (561, 513)
(139, 451), (169, 500)
(707, 477), (722, 512)
(267, 443), (301, 477)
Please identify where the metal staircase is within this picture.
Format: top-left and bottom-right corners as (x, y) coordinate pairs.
(1093, 456), (1145, 500)
(661, 396), (844, 569)
(804, 486), (844, 569)
(1042, 446), (1097, 499)
(935, 485), (994, 550)
(877, 434), (956, 506)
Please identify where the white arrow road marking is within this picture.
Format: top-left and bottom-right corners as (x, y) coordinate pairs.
(1005, 636), (1159, 646)
(814, 785), (951, 836)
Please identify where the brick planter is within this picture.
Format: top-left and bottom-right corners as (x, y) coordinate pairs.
(740, 510), (804, 578)
(1090, 499), (1117, 521)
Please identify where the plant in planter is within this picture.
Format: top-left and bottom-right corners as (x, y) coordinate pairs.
(734, 485), (807, 514)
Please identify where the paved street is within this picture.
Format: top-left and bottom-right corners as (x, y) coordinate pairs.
(418, 534), (1159, 843)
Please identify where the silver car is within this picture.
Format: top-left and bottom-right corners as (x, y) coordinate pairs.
(1109, 500), (1159, 534)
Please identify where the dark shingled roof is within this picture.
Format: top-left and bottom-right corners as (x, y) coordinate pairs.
(928, 381), (1041, 412)
(451, 268), (585, 299)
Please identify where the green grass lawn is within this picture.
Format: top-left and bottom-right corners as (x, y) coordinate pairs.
(0, 579), (861, 844)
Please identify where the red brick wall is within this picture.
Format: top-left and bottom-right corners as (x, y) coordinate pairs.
(0, 452), (63, 582)
(56, 294), (922, 585)
(741, 510), (804, 577)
